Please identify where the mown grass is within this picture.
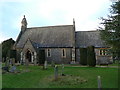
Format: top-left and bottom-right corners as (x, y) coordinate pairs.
(2, 65), (118, 88)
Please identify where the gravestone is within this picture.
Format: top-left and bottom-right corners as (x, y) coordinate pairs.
(5, 57), (10, 67)
(43, 60), (47, 70)
(61, 64), (65, 76)
(54, 65), (58, 80)
(9, 66), (16, 73)
(11, 58), (15, 66)
(51, 61), (55, 67)
(2, 57), (10, 72)
(44, 61), (47, 69)
(26, 59), (29, 66)
(98, 76), (102, 90)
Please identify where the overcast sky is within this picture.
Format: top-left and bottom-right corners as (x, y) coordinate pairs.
(0, 0), (112, 43)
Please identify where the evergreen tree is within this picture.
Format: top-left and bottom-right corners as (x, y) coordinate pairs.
(2, 38), (15, 61)
(98, 1), (120, 61)
(87, 46), (96, 67)
(80, 48), (87, 65)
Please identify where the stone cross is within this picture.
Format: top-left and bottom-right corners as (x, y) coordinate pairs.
(98, 76), (102, 90)
(54, 65), (58, 80)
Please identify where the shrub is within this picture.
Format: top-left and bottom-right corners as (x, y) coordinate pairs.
(87, 46), (96, 67)
(80, 48), (87, 65)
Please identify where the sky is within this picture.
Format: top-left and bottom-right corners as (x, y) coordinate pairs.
(0, 0), (112, 43)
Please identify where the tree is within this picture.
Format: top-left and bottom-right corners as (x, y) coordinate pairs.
(98, 1), (120, 61)
(2, 38), (15, 61)
(87, 46), (96, 67)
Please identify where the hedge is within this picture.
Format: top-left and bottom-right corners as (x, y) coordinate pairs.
(80, 48), (87, 65)
(87, 46), (96, 67)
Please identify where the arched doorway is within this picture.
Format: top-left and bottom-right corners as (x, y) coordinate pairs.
(25, 50), (32, 62)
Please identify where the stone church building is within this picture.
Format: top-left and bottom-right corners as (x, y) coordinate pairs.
(14, 16), (112, 65)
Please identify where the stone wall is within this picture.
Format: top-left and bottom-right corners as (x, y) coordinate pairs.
(45, 48), (72, 64)
(95, 48), (113, 64)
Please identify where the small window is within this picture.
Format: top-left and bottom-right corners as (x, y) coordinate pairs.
(99, 49), (108, 56)
(62, 49), (66, 58)
(47, 49), (51, 57)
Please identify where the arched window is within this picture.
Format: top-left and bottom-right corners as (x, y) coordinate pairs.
(61, 49), (66, 58)
(47, 49), (51, 57)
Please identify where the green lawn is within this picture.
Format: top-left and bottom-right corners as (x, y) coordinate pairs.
(2, 65), (118, 88)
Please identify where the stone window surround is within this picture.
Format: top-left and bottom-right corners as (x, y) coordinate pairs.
(47, 49), (51, 57)
(61, 48), (66, 58)
(99, 49), (108, 56)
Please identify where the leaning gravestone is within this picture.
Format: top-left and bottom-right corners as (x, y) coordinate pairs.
(54, 65), (58, 80)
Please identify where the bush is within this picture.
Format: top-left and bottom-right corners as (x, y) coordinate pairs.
(80, 48), (87, 65)
(87, 46), (96, 67)
(38, 50), (45, 65)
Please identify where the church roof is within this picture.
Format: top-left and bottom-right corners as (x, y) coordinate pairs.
(75, 31), (106, 48)
(15, 25), (75, 48)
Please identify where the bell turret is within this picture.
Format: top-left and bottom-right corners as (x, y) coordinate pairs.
(21, 15), (27, 32)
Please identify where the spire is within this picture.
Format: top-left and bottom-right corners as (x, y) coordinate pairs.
(21, 15), (27, 32)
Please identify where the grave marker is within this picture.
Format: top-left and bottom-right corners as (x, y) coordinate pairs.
(98, 76), (102, 90)
(54, 65), (58, 80)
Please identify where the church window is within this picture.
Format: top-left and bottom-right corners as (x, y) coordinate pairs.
(62, 49), (66, 58)
(99, 49), (108, 56)
(47, 49), (51, 57)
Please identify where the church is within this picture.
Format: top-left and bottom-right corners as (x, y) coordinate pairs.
(14, 15), (112, 65)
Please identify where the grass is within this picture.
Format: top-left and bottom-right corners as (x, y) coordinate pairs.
(2, 65), (118, 88)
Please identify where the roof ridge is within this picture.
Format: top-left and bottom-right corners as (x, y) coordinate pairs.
(76, 30), (99, 32)
(27, 25), (73, 29)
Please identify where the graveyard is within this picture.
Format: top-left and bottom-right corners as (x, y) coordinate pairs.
(2, 63), (118, 88)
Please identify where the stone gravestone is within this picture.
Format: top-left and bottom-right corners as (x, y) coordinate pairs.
(3, 57), (10, 72)
(44, 61), (47, 69)
(54, 65), (58, 80)
(12, 58), (15, 66)
(5, 57), (10, 67)
(9, 58), (17, 73)
(61, 64), (65, 76)
(25, 59), (29, 72)
(51, 61), (55, 67)
(9, 66), (16, 73)
(98, 76), (102, 90)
